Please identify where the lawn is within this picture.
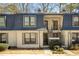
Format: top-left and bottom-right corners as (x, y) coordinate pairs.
(0, 49), (45, 54)
(0, 48), (75, 56)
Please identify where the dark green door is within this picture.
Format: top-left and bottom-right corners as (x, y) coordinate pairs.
(43, 33), (48, 45)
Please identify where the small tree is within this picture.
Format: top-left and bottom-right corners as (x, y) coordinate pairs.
(5, 4), (18, 14)
(0, 6), (4, 14)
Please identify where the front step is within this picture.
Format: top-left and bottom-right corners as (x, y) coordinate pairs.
(43, 46), (49, 49)
(48, 37), (60, 40)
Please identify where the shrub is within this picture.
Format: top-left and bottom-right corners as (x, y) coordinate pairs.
(68, 45), (73, 50)
(54, 45), (60, 51)
(68, 44), (79, 50)
(49, 41), (54, 50)
(59, 48), (64, 52)
(49, 40), (61, 50)
(74, 44), (79, 50)
(52, 47), (64, 54)
(0, 43), (9, 51)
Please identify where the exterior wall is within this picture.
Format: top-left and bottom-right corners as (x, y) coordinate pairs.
(39, 31), (44, 48)
(1, 14), (79, 48)
(0, 30), (44, 48)
(44, 15), (63, 30)
(1, 30), (79, 48)
(63, 14), (79, 30)
(0, 14), (45, 30)
(16, 30), (45, 48)
(62, 30), (79, 48)
(17, 30), (40, 48)
(62, 31), (70, 48)
(0, 31), (17, 46)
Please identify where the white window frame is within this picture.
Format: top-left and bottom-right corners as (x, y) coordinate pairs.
(23, 33), (37, 44)
(0, 33), (8, 43)
(30, 16), (36, 26)
(23, 16), (36, 27)
(0, 16), (6, 27)
(23, 16), (29, 26)
(72, 16), (79, 27)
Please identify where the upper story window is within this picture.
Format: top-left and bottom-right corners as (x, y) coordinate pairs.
(44, 20), (48, 29)
(0, 16), (6, 27)
(53, 20), (58, 30)
(72, 16), (79, 26)
(23, 16), (36, 27)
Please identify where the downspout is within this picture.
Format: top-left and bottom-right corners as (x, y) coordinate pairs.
(39, 30), (40, 48)
(16, 31), (17, 48)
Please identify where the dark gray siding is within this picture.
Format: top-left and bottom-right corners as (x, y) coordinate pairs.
(0, 14), (45, 30)
(0, 13), (79, 30)
(62, 14), (79, 30)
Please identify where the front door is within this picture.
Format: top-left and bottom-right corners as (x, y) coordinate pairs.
(43, 33), (48, 45)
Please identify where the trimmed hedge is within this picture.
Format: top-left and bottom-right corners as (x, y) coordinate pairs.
(68, 44), (79, 50)
(0, 43), (9, 51)
(53, 45), (64, 54)
(49, 40), (61, 50)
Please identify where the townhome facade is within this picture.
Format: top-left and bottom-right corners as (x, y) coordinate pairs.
(0, 13), (79, 48)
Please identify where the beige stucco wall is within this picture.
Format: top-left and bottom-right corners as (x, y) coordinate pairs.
(62, 31), (69, 48)
(16, 30), (40, 48)
(16, 30), (45, 48)
(62, 30), (79, 48)
(44, 15), (63, 30)
(0, 30), (44, 48)
(0, 31), (17, 46)
(2, 30), (79, 48)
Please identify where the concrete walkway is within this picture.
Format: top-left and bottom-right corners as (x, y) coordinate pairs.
(44, 48), (66, 56)
(44, 49), (52, 55)
(64, 50), (76, 56)
(44, 48), (76, 56)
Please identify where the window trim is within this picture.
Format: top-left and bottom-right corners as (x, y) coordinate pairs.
(71, 32), (79, 44)
(23, 33), (37, 44)
(23, 16), (30, 26)
(0, 16), (6, 28)
(30, 16), (36, 26)
(72, 16), (79, 27)
(0, 33), (8, 43)
(23, 15), (36, 27)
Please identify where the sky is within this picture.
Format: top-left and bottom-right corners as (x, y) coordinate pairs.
(0, 3), (60, 13)
(0, 3), (79, 13)
(28, 3), (60, 13)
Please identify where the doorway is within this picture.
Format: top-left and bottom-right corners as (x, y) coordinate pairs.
(43, 33), (48, 45)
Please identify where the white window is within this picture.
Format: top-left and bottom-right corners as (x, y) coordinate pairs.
(72, 33), (79, 44)
(30, 17), (36, 26)
(24, 16), (29, 26)
(23, 33), (37, 44)
(0, 16), (6, 27)
(31, 33), (36, 43)
(24, 33), (30, 43)
(72, 16), (79, 26)
(23, 16), (36, 27)
(0, 33), (7, 43)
